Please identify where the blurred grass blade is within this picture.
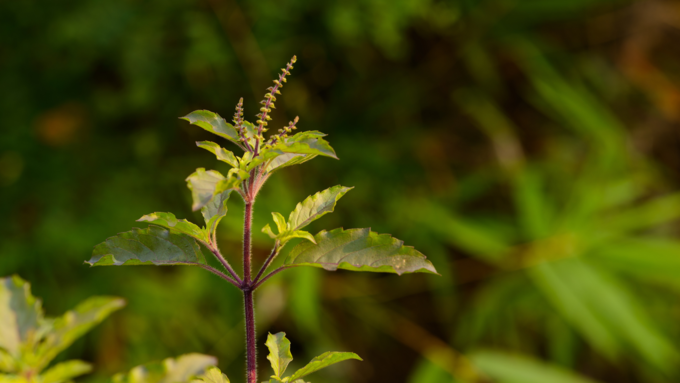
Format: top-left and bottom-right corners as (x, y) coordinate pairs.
(471, 350), (602, 383)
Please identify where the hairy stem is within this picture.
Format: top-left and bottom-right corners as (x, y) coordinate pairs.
(242, 199), (256, 383)
(253, 241), (279, 285)
(209, 247), (242, 285)
(244, 289), (257, 383)
(253, 265), (296, 290)
(243, 202), (253, 283)
(197, 264), (240, 287)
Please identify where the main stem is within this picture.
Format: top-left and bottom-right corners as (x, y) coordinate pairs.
(242, 201), (257, 383)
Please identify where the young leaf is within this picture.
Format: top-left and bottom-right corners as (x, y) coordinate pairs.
(272, 213), (288, 234)
(196, 141), (239, 168)
(279, 231), (316, 245)
(181, 111), (242, 149)
(288, 186), (353, 231)
(287, 352), (362, 381)
(192, 366), (230, 383)
(137, 212), (209, 244)
(34, 297), (125, 371)
(265, 332), (293, 379)
(112, 354), (217, 383)
(41, 360), (92, 383)
(186, 168), (248, 211)
(0, 275), (43, 355)
(87, 226), (208, 266)
(262, 224), (277, 239)
(202, 189), (234, 240)
(283, 228), (438, 275)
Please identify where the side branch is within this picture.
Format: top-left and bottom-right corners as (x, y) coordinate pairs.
(253, 265), (297, 290)
(198, 264), (241, 287)
(252, 241), (280, 284)
(209, 247), (243, 285)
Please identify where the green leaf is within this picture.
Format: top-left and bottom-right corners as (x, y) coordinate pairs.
(0, 275), (43, 355)
(0, 374), (25, 383)
(257, 133), (338, 174)
(266, 153), (316, 173)
(280, 231), (316, 245)
(113, 354), (217, 383)
(262, 224), (277, 239)
(35, 297), (124, 370)
(288, 186), (353, 231)
(471, 350), (601, 383)
(137, 213), (208, 244)
(191, 367), (230, 383)
(265, 332), (293, 379)
(272, 139), (337, 160)
(186, 168), (247, 211)
(181, 111), (242, 148)
(201, 190), (234, 240)
(41, 360), (92, 383)
(0, 349), (15, 372)
(283, 228), (438, 275)
(87, 226), (207, 267)
(196, 141), (239, 168)
(287, 352), (362, 381)
(271, 213), (288, 234)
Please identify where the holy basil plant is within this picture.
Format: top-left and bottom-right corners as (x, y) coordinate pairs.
(0, 275), (124, 383)
(87, 56), (437, 383)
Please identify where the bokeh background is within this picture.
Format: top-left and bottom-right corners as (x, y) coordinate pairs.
(3, 0), (680, 382)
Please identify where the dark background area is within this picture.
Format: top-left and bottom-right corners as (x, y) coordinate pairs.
(3, 0), (680, 382)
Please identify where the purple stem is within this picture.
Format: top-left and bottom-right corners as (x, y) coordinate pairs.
(209, 247), (242, 285)
(197, 264), (240, 287)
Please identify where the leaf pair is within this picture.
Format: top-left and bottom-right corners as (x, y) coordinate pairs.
(262, 185), (353, 248)
(264, 332), (361, 383)
(0, 275), (124, 382)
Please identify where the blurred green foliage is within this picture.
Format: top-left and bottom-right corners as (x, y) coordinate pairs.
(3, 0), (680, 382)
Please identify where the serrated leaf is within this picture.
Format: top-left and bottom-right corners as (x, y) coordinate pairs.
(87, 226), (207, 267)
(266, 153), (316, 173)
(288, 186), (353, 231)
(265, 333), (293, 378)
(271, 213), (287, 234)
(181, 111), (242, 148)
(272, 139), (337, 160)
(35, 297), (124, 371)
(0, 275), (43, 355)
(471, 350), (601, 383)
(137, 213), (208, 244)
(191, 367), (230, 383)
(113, 354), (217, 383)
(287, 352), (362, 381)
(196, 141), (239, 168)
(186, 168), (247, 212)
(202, 190), (234, 240)
(41, 360), (92, 383)
(283, 228), (438, 275)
